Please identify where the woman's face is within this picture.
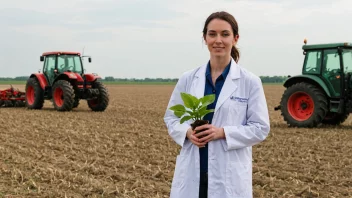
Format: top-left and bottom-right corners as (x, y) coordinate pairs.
(204, 18), (238, 58)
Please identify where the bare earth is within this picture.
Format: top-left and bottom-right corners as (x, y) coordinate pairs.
(0, 84), (351, 198)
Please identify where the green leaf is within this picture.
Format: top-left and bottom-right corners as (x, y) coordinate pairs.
(169, 104), (186, 118)
(180, 115), (193, 124)
(186, 110), (195, 116)
(169, 104), (185, 112)
(181, 92), (196, 109)
(200, 94), (215, 108)
(191, 96), (200, 109)
(198, 105), (207, 112)
(197, 106), (207, 118)
(174, 110), (185, 118)
(199, 108), (214, 119)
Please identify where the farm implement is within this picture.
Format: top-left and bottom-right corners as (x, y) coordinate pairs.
(275, 39), (352, 127)
(0, 85), (26, 107)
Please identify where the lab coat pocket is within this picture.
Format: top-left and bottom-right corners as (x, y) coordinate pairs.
(225, 162), (251, 196)
(226, 100), (248, 125)
(171, 155), (187, 188)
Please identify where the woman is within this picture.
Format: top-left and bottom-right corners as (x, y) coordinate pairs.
(164, 11), (270, 198)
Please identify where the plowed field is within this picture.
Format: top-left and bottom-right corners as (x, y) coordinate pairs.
(0, 84), (351, 198)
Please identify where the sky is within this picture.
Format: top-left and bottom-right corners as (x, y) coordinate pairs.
(1, 0), (352, 79)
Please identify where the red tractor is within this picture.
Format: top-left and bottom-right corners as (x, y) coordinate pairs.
(25, 51), (109, 111)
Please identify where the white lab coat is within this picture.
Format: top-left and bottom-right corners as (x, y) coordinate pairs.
(164, 59), (270, 198)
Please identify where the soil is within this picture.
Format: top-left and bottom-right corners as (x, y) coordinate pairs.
(0, 84), (351, 198)
(191, 120), (209, 137)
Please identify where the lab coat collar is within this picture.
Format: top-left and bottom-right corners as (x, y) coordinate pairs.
(195, 58), (240, 79)
(193, 58), (241, 113)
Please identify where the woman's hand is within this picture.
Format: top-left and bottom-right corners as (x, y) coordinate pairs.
(186, 127), (207, 148)
(194, 124), (225, 143)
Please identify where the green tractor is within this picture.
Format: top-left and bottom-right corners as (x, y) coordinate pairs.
(25, 51), (109, 112)
(275, 41), (352, 127)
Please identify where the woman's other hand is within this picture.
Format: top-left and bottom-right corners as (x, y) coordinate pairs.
(186, 127), (207, 148)
(194, 124), (225, 143)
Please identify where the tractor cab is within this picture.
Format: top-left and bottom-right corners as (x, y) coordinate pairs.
(39, 52), (91, 85)
(301, 42), (352, 98)
(275, 40), (352, 127)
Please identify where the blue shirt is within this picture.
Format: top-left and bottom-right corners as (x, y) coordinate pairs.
(199, 60), (231, 173)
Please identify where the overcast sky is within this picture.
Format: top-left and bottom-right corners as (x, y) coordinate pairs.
(1, 0), (352, 78)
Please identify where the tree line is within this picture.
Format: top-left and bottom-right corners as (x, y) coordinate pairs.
(0, 76), (29, 81)
(0, 76), (289, 83)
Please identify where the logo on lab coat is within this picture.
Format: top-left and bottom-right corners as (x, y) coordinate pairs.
(230, 96), (248, 103)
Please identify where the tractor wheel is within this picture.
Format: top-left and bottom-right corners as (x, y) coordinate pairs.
(52, 80), (75, 111)
(25, 78), (44, 109)
(322, 112), (349, 125)
(280, 82), (328, 128)
(87, 81), (109, 112)
(0, 100), (4, 107)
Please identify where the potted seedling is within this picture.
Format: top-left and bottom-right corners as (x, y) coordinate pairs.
(169, 92), (215, 135)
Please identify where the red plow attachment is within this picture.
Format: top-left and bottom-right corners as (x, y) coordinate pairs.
(0, 85), (26, 107)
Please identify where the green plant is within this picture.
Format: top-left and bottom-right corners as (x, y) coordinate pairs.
(169, 92), (215, 124)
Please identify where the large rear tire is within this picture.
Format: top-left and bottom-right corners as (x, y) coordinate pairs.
(25, 78), (44, 109)
(280, 82), (328, 128)
(87, 81), (109, 112)
(52, 80), (75, 111)
(322, 112), (349, 125)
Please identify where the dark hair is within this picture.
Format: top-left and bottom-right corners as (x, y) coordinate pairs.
(202, 11), (240, 62)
